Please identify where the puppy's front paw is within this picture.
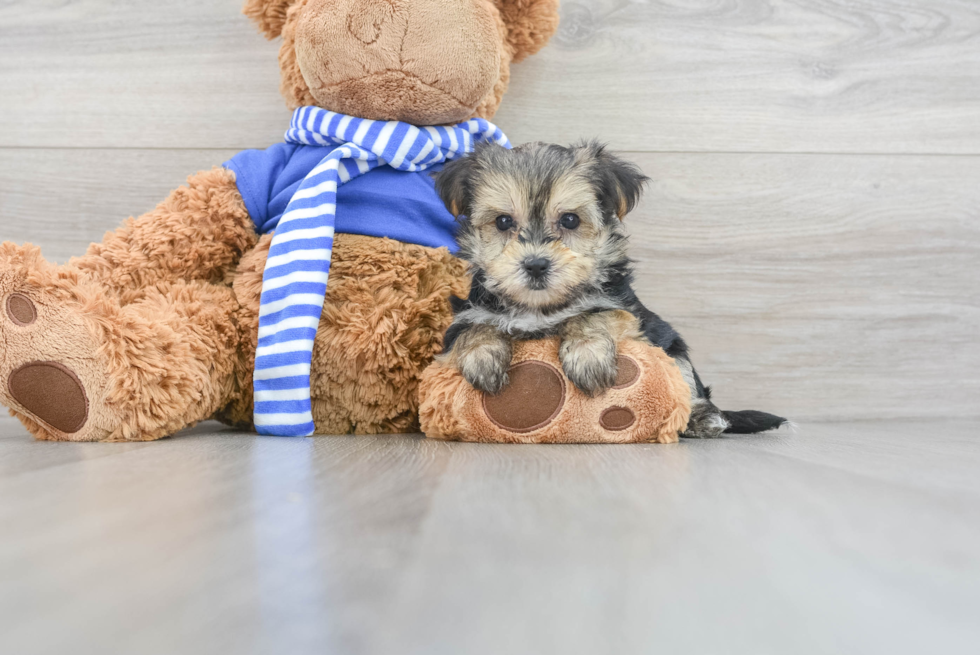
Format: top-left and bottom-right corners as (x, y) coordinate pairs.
(559, 335), (618, 397)
(450, 325), (513, 395)
(458, 343), (511, 394)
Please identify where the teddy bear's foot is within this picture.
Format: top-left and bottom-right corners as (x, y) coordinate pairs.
(419, 337), (694, 444)
(478, 354), (671, 442)
(1, 243), (244, 442)
(0, 244), (119, 441)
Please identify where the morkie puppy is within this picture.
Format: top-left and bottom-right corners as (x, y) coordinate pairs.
(435, 141), (785, 438)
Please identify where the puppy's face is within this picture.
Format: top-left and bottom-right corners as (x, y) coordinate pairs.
(437, 142), (647, 311)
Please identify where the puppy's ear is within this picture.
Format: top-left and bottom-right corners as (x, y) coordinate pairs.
(243, 0), (299, 39)
(435, 154), (480, 217)
(580, 141), (649, 221)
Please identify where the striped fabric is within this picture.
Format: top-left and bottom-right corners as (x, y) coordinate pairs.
(254, 107), (511, 436)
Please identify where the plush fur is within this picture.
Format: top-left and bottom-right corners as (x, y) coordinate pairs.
(218, 229), (469, 435)
(0, 0), (558, 441)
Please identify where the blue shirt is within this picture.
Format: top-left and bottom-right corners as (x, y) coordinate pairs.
(224, 142), (459, 252)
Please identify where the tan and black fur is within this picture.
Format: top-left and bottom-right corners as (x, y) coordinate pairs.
(435, 141), (785, 438)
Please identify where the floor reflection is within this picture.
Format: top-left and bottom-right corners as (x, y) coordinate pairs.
(251, 437), (332, 651)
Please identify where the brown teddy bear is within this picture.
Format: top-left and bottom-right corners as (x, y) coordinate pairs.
(0, 0), (562, 441)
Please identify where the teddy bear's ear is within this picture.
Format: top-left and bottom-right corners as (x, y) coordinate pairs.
(495, 0), (562, 63)
(243, 0), (299, 39)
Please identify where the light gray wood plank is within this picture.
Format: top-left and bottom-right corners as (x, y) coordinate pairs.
(2, 0), (980, 153)
(0, 148), (236, 262)
(0, 0), (289, 149)
(0, 420), (452, 655)
(371, 421), (980, 655)
(622, 152), (980, 421)
(738, 419), (980, 496)
(2, 148), (976, 420)
(0, 414), (209, 477)
(496, 0), (980, 153)
(0, 420), (978, 655)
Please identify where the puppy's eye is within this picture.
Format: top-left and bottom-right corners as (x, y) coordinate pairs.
(559, 213), (581, 230)
(495, 215), (514, 231)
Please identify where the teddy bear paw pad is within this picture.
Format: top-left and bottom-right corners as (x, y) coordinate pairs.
(8, 361), (88, 434)
(482, 360), (565, 433)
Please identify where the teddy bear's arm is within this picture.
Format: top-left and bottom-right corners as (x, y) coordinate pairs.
(69, 168), (257, 298)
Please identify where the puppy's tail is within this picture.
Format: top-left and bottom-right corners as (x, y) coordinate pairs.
(721, 410), (787, 434)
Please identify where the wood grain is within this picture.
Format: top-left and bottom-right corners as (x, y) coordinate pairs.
(497, 0), (980, 153)
(1, 0), (979, 153)
(2, 148), (976, 420)
(0, 0), (292, 150)
(1, 417), (978, 655)
(0, 148), (236, 262)
(623, 151), (980, 420)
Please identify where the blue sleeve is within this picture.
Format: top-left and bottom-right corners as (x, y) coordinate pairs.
(224, 143), (297, 233)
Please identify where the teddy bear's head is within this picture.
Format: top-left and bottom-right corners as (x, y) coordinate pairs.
(244, 0), (559, 126)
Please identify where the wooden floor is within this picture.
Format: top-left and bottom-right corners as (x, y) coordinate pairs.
(1, 416), (979, 655)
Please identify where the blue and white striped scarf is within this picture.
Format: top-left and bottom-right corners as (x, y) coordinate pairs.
(253, 107), (510, 436)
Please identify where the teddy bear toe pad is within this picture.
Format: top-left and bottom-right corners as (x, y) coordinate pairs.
(599, 406), (637, 431)
(6, 293), (37, 326)
(612, 355), (640, 388)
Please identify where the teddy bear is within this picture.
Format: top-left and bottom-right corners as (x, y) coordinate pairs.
(0, 0), (564, 442)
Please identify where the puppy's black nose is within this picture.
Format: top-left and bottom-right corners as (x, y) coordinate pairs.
(523, 257), (551, 279)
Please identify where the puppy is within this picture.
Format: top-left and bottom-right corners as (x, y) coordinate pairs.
(435, 141), (785, 438)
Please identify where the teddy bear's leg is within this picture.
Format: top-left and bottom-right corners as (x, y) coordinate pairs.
(0, 243), (243, 441)
(311, 236), (470, 434)
(70, 168), (257, 295)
